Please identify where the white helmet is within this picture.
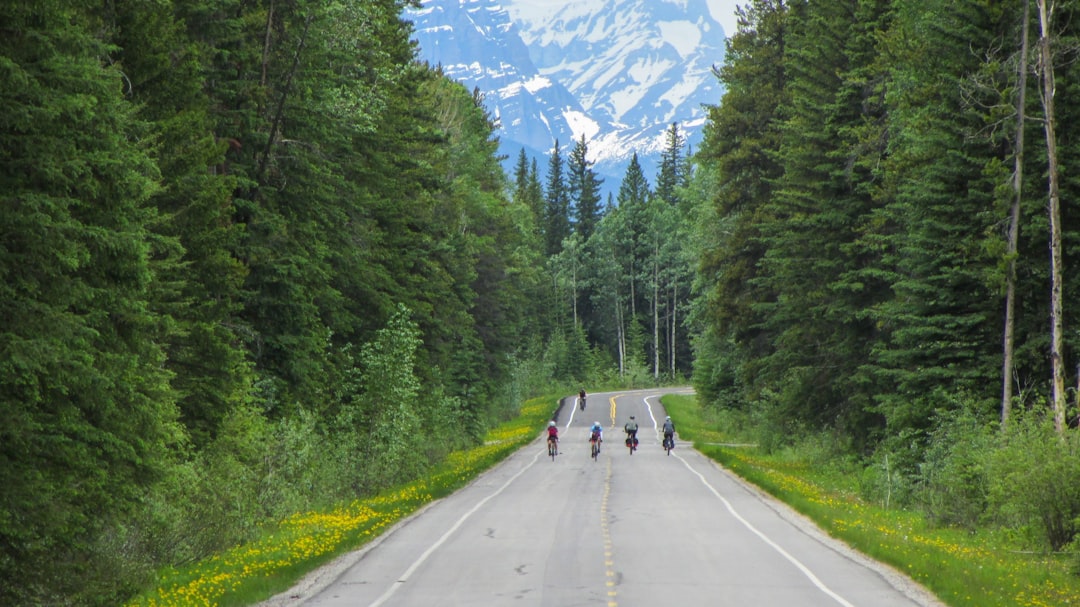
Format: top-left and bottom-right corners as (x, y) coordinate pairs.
(666, 416), (671, 421)
(594, 421), (600, 426)
(549, 421), (556, 427)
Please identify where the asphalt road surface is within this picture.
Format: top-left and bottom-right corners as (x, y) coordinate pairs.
(263, 388), (944, 607)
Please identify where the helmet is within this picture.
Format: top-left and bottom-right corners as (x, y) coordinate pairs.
(594, 421), (600, 426)
(629, 415), (635, 420)
(666, 416), (671, 421)
(549, 421), (556, 427)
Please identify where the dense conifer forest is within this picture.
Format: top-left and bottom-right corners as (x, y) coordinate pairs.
(4, 0), (1080, 603)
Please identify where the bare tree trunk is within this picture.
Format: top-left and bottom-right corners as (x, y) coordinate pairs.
(669, 282), (677, 375)
(258, 12), (312, 185)
(1037, 0), (1067, 433)
(615, 289), (626, 377)
(571, 255), (579, 327)
(652, 245), (660, 379)
(261, 0), (274, 87)
(1003, 0), (1031, 425)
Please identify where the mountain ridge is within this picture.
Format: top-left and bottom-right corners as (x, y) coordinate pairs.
(407, 0), (727, 192)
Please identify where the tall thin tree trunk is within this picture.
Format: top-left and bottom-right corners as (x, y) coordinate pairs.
(614, 282), (626, 377)
(258, 12), (312, 185)
(1037, 0), (1066, 433)
(652, 245), (660, 379)
(669, 282), (677, 375)
(261, 0), (274, 86)
(571, 256), (579, 327)
(1003, 0), (1031, 425)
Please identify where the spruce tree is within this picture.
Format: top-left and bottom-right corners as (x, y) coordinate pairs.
(567, 134), (604, 240)
(543, 140), (571, 256)
(755, 0), (892, 438)
(694, 0), (793, 402)
(0, 2), (176, 600)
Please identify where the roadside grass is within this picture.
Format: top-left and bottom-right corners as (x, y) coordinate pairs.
(125, 395), (557, 607)
(663, 393), (1078, 607)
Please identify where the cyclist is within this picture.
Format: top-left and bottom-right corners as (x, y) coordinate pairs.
(662, 415), (676, 450)
(546, 421), (559, 454)
(588, 420), (604, 451)
(624, 415), (639, 449)
(578, 388), (587, 410)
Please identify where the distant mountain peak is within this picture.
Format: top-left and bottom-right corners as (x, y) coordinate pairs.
(408, 0), (725, 188)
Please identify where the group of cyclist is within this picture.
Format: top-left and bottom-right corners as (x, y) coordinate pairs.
(545, 388), (676, 456)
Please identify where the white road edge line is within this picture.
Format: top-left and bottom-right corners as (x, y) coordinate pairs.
(367, 449), (542, 607)
(675, 453), (857, 607)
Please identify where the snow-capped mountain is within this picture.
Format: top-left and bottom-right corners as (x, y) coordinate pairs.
(406, 0), (726, 191)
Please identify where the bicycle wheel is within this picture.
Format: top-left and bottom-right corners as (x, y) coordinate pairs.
(591, 441), (599, 460)
(664, 438), (672, 456)
(549, 440), (556, 461)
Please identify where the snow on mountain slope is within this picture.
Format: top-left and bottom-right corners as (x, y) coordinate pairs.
(407, 0), (726, 188)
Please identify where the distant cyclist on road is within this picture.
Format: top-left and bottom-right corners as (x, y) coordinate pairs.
(589, 420), (604, 451)
(624, 415), (639, 448)
(662, 416), (676, 450)
(578, 388), (587, 410)
(547, 421), (559, 454)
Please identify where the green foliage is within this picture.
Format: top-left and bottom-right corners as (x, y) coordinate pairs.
(913, 400), (996, 529)
(543, 140), (571, 256)
(358, 305), (426, 489)
(1, 0), (552, 602)
(0, 3), (180, 602)
(987, 414), (1080, 551)
(567, 134), (604, 240)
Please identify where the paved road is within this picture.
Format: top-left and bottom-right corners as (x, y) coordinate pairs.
(266, 389), (944, 607)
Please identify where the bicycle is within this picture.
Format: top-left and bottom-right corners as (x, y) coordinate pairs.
(663, 435), (674, 456)
(590, 434), (601, 460)
(626, 434), (638, 454)
(548, 437), (558, 461)
(578, 396), (586, 411)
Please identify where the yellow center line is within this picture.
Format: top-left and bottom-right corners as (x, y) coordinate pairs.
(608, 395), (617, 427)
(601, 456), (617, 606)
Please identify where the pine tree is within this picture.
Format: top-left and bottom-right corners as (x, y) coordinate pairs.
(108, 0), (253, 447)
(694, 0), (793, 402)
(870, 0), (1012, 431)
(0, 2), (176, 599)
(655, 122), (688, 206)
(543, 140), (571, 256)
(567, 134), (604, 240)
(754, 0), (892, 437)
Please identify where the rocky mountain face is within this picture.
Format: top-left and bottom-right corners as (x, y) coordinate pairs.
(407, 0), (727, 192)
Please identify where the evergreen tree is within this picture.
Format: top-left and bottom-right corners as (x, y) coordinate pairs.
(656, 122), (689, 206)
(0, 2), (176, 600)
(755, 0), (892, 439)
(567, 134), (604, 240)
(616, 153), (651, 319)
(108, 0), (252, 447)
(543, 140), (571, 256)
(694, 0), (794, 403)
(869, 0), (1011, 432)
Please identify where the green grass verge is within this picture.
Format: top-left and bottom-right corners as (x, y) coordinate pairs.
(125, 395), (559, 607)
(662, 393), (1079, 607)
